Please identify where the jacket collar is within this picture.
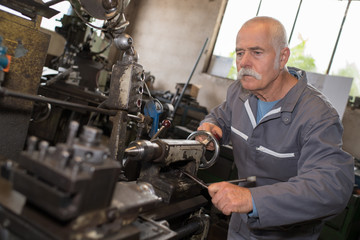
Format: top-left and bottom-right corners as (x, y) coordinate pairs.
(279, 67), (308, 113)
(238, 67), (308, 125)
(238, 66), (308, 112)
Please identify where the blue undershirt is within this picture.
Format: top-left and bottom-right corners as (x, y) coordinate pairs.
(256, 99), (279, 123)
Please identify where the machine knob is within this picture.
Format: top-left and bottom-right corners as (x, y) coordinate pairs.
(102, 0), (118, 11)
(114, 33), (133, 51)
(187, 130), (220, 169)
(162, 119), (171, 128)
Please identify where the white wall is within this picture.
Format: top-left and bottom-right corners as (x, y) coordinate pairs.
(129, 0), (231, 110)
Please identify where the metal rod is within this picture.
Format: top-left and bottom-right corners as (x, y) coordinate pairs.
(128, 114), (142, 121)
(171, 38), (208, 120)
(179, 169), (208, 189)
(43, 0), (65, 7)
(226, 176), (256, 184)
(180, 168), (256, 189)
(0, 87), (117, 115)
(0, 87), (145, 123)
(288, 0), (303, 44)
(256, 0), (262, 16)
(173, 217), (204, 240)
(326, 0), (351, 74)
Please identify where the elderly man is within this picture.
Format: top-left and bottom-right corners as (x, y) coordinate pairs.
(198, 16), (354, 239)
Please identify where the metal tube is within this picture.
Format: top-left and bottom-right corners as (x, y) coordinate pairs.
(0, 87), (118, 115)
(288, 0), (303, 44)
(43, 0), (65, 7)
(326, 0), (352, 74)
(256, 0), (262, 16)
(173, 217), (204, 240)
(179, 169), (208, 189)
(171, 38), (208, 120)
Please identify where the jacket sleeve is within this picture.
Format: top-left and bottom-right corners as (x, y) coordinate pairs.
(249, 115), (354, 229)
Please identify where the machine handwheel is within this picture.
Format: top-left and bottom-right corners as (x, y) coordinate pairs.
(187, 130), (220, 169)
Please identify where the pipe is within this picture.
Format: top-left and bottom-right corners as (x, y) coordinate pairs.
(326, 0), (352, 74)
(0, 87), (117, 115)
(173, 217), (204, 240)
(171, 38), (208, 120)
(256, 0), (262, 16)
(44, 0), (65, 7)
(288, 0), (303, 44)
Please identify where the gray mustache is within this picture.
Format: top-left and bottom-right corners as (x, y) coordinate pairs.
(237, 68), (262, 80)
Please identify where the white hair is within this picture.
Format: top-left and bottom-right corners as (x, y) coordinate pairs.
(242, 16), (288, 51)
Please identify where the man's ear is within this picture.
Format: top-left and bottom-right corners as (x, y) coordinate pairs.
(280, 47), (290, 69)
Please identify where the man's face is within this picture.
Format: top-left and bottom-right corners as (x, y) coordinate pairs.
(235, 23), (283, 92)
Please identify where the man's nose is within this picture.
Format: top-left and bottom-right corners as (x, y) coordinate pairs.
(237, 52), (251, 69)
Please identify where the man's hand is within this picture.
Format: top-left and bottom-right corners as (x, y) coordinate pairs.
(208, 182), (253, 215)
(196, 123), (223, 150)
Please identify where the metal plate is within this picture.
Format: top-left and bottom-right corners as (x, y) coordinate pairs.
(0, 10), (50, 159)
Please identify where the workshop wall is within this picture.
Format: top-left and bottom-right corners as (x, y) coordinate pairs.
(128, 0), (231, 110)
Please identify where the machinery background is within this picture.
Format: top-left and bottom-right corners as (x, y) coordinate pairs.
(0, 0), (224, 239)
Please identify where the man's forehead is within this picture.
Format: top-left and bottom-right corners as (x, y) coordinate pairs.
(236, 28), (273, 49)
(236, 46), (264, 51)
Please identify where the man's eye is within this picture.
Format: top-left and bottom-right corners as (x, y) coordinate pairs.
(236, 52), (244, 57)
(254, 51), (262, 55)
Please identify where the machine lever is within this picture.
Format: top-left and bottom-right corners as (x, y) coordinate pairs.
(150, 119), (171, 140)
(179, 169), (256, 190)
(208, 176), (257, 185)
(179, 169), (208, 189)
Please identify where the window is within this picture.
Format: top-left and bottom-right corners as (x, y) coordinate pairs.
(329, 2), (360, 98)
(40, 1), (71, 31)
(208, 0), (360, 98)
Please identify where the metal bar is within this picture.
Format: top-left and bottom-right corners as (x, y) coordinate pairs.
(173, 217), (204, 240)
(171, 38), (208, 120)
(180, 169), (256, 189)
(227, 176), (256, 184)
(43, 0), (65, 7)
(208, 176), (256, 185)
(326, 0), (351, 74)
(256, 0), (262, 16)
(0, 87), (118, 116)
(0, 87), (143, 123)
(288, 0), (303, 44)
(179, 169), (208, 189)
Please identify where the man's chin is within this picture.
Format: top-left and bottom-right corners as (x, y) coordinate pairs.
(240, 79), (258, 90)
